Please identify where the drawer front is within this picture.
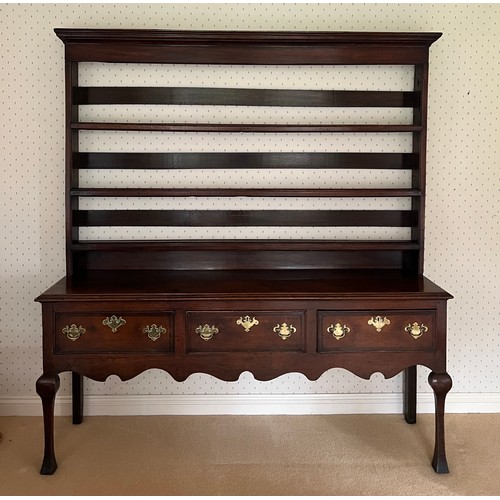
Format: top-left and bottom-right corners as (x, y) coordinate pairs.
(186, 310), (305, 353)
(318, 310), (436, 352)
(55, 311), (174, 354)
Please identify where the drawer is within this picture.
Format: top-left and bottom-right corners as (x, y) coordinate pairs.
(55, 310), (174, 354)
(318, 310), (435, 352)
(186, 310), (305, 353)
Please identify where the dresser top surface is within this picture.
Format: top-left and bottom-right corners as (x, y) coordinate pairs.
(36, 270), (452, 302)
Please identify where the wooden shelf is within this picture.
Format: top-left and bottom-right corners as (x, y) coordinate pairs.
(71, 239), (420, 252)
(71, 188), (422, 198)
(72, 122), (422, 133)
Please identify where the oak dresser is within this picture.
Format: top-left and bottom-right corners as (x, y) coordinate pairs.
(36, 29), (453, 475)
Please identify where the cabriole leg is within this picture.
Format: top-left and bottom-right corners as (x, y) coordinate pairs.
(72, 372), (83, 425)
(36, 373), (60, 475)
(403, 365), (417, 424)
(428, 371), (452, 473)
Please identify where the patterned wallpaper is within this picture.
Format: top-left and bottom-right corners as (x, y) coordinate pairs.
(1, 4), (498, 403)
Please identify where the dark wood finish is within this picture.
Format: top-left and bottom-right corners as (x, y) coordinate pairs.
(75, 87), (419, 107)
(73, 152), (419, 170)
(55, 307), (174, 354)
(186, 310), (306, 353)
(403, 366), (417, 424)
(71, 372), (83, 425)
(72, 122), (422, 133)
(73, 209), (417, 227)
(36, 29), (451, 475)
(72, 188), (421, 198)
(54, 29), (440, 65)
(35, 374), (60, 475)
(81, 249), (407, 271)
(428, 371), (453, 473)
(38, 269), (450, 383)
(318, 310), (436, 352)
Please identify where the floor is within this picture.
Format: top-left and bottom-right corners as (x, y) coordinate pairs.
(0, 413), (499, 495)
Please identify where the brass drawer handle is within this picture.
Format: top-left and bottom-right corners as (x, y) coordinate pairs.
(327, 323), (350, 341)
(196, 324), (219, 341)
(143, 324), (166, 342)
(236, 315), (259, 332)
(368, 316), (391, 332)
(102, 315), (126, 333)
(405, 322), (429, 339)
(273, 323), (296, 340)
(62, 324), (86, 342)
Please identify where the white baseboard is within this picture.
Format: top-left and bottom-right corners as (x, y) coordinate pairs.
(0, 392), (499, 416)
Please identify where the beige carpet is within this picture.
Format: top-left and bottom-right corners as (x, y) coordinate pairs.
(0, 414), (498, 495)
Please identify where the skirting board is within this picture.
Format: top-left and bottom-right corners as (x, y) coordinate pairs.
(0, 393), (499, 416)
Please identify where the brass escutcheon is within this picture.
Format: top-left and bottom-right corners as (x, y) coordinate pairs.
(102, 315), (126, 333)
(143, 324), (166, 342)
(62, 324), (86, 342)
(327, 323), (350, 341)
(405, 322), (428, 340)
(236, 315), (259, 332)
(196, 324), (219, 341)
(368, 316), (391, 332)
(273, 323), (296, 341)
